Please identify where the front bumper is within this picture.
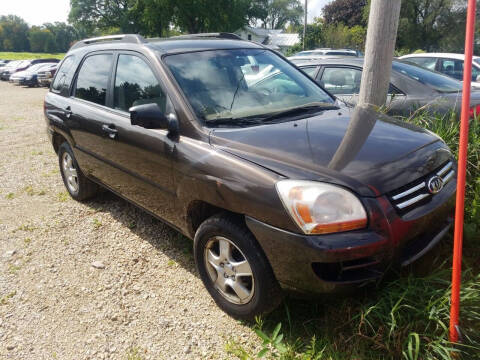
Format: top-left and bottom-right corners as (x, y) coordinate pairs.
(246, 178), (456, 295)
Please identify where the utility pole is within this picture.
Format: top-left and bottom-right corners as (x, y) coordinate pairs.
(303, 0), (307, 50)
(358, 0), (402, 108)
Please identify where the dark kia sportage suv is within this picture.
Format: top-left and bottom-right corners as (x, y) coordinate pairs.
(44, 34), (456, 319)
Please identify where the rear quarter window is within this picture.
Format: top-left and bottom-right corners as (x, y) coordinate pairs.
(52, 56), (75, 93)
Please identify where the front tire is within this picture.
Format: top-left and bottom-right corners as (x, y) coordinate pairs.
(194, 214), (282, 320)
(58, 142), (99, 201)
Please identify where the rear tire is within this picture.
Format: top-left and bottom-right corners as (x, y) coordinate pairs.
(58, 142), (99, 201)
(194, 214), (283, 320)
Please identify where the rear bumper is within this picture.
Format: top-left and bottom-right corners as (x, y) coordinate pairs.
(246, 179), (456, 295)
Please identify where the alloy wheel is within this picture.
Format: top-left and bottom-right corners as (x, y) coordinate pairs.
(204, 236), (255, 305)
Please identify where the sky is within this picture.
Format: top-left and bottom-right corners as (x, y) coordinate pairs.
(0, 0), (330, 27)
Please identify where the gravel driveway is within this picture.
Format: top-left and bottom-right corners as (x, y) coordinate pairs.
(0, 81), (259, 359)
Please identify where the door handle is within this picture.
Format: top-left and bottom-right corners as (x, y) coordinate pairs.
(64, 106), (72, 119)
(102, 124), (118, 139)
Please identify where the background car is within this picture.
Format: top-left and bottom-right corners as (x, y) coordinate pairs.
(9, 63), (58, 87)
(37, 64), (58, 87)
(291, 48), (360, 58)
(399, 53), (480, 87)
(0, 58), (59, 81)
(291, 57), (480, 117)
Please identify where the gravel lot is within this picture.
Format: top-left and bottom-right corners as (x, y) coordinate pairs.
(0, 81), (260, 359)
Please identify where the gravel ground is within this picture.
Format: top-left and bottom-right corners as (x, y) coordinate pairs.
(0, 81), (260, 359)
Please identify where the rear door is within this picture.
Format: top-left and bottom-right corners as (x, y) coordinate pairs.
(67, 51), (116, 177)
(73, 51), (177, 223)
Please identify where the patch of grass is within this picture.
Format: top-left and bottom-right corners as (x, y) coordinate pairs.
(24, 237), (32, 245)
(23, 185), (35, 196)
(125, 346), (144, 360)
(167, 260), (176, 267)
(14, 224), (36, 232)
(8, 264), (22, 274)
(92, 218), (102, 229)
(5, 192), (14, 200)
(57, 191), (69, 202)
(30, 150), (43, 156)
(0, 51), (64, 60)
(0, 291), (16, 305)
(42, 169), (59, 177)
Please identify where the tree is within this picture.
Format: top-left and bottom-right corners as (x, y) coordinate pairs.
(395, 0), (456, 52)
(28, 27), (54, 52)
(322, 0), (367, 27)
(68, 0), (144, 35)
(0, 15), (30, 51)
(133, 0), (173, 37)
(253, 0), (303, 29)
(172, 0), (254, 33)
(44, 22), (80, 52)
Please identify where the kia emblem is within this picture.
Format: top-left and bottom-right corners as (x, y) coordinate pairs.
(427, 175), (444, 194)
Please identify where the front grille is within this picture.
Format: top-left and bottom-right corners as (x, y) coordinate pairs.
(389, 161), (455, 213)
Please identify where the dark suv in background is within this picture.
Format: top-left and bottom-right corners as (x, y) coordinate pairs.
(44, 34), (456, 319)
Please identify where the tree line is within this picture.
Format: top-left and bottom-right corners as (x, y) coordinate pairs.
(289, 0), (479, 55)
(0, 0), (477, 54)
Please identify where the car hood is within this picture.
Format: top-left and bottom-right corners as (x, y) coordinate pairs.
(11, 70), (28, 78)
(209, 106), (453, 197)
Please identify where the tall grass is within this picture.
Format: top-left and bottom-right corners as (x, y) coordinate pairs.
(227, 112), (480, 360)
(0, 52), (65, 60)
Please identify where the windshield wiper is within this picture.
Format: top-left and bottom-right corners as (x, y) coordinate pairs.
(204, 117), (265, 127)
(204, 102), (339, 127)
(258, 102), (339, 122)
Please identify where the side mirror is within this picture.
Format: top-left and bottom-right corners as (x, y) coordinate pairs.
(129, 103), (179, 136)
(130, 103), (168, 129)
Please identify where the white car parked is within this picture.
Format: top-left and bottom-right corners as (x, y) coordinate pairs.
(399, 52), (480, 87)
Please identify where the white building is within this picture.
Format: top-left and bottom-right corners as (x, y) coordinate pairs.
(234, 27), (300, 53)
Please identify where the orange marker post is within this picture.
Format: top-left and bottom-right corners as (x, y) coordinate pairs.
(449, 0), (476, 343)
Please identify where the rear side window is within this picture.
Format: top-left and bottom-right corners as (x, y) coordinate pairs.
(52, 56), (75, 92)
(113, 54), (166, 112)
(405, 57), (437, 71)
(75, 54), (113, 106)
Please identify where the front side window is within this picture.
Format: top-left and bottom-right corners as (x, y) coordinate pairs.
(75, 54), (113, 106)
(164, 49), (334, 126)
(320, 67), (401, 95)
(114, 54), (166, 112)
(320, 67), (361, 95)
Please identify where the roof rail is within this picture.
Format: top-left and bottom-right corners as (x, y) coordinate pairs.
(70, 34), (146, 50)
(169, 32), (242, 40)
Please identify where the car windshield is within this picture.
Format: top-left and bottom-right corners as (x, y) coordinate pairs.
(164, 48), (334, 126)
(26, 63), (49, 73)
(394, 61), (462, 93)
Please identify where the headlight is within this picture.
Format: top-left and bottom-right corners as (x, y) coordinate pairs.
(276, 180), (367, 235)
